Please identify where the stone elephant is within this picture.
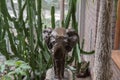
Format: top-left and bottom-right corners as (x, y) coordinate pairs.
(43, 27), (79, 80)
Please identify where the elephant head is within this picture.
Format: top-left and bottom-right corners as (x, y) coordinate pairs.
(43, 27), (79, 80)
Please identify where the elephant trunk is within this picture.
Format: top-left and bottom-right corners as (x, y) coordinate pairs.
(53, 44), (66, 80)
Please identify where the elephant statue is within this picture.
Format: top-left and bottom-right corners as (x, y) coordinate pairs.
(43, 27), (79, 80)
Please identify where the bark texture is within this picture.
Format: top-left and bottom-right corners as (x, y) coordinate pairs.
(114, 0), (120, 49)
(94, 0), (113, 80)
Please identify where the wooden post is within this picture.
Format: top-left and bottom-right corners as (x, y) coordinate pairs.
(114, 0), (120, 50)
(60, 0), (64, 27)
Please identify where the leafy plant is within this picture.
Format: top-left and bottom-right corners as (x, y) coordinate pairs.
(0, 0), (52, 79)
(0, 60), (31, 80)
(63, 0), (95, 77)
(0, 0), (94, 79)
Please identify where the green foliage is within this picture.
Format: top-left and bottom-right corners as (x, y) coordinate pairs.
(0, 60), (31, 80)
(64, 0), (72, 28)
(0, 65), (5, 73)
(0, 0), (94, 79)
(63, 0), (94, 74)
(0, 0), (52, 79)
(1, 75), (12, 80)
(51, 6), (55, 28)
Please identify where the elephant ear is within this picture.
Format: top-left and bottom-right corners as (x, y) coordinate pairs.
(42, 28), (52, 47)
(66, 28), (79, 51)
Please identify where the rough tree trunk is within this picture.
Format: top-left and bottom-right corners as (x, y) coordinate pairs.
(114, 0), (120, 49)
(94, 0), (113, 80)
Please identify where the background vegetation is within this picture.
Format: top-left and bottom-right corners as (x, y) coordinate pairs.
(0, 0), (94, 80)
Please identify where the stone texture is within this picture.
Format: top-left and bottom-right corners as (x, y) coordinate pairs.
(45, 68), (73, 80)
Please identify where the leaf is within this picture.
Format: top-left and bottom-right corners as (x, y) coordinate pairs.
(42, 51), (50, 62)
(0, 39), (10, 59)
(10, 0), (17, 17)
(64, 0), (72, 28)
(19, 70), (26, 75)
(0, 75), (12, 80)
(10, 67), (27, 75)
(18, 0), (27, 21)
(15, 60), (24, 67)
(20, 64), (31, 70)
(46, 56), (52, 69)
(0, 65), (5, 73)
(51, 6), (55, 28)
(5, 60), (16, 66)
(14, 67), (21, 74)
(8, 71), (16, 75)
(4, 18), (20, 58)
(76, 44), (81, 63)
